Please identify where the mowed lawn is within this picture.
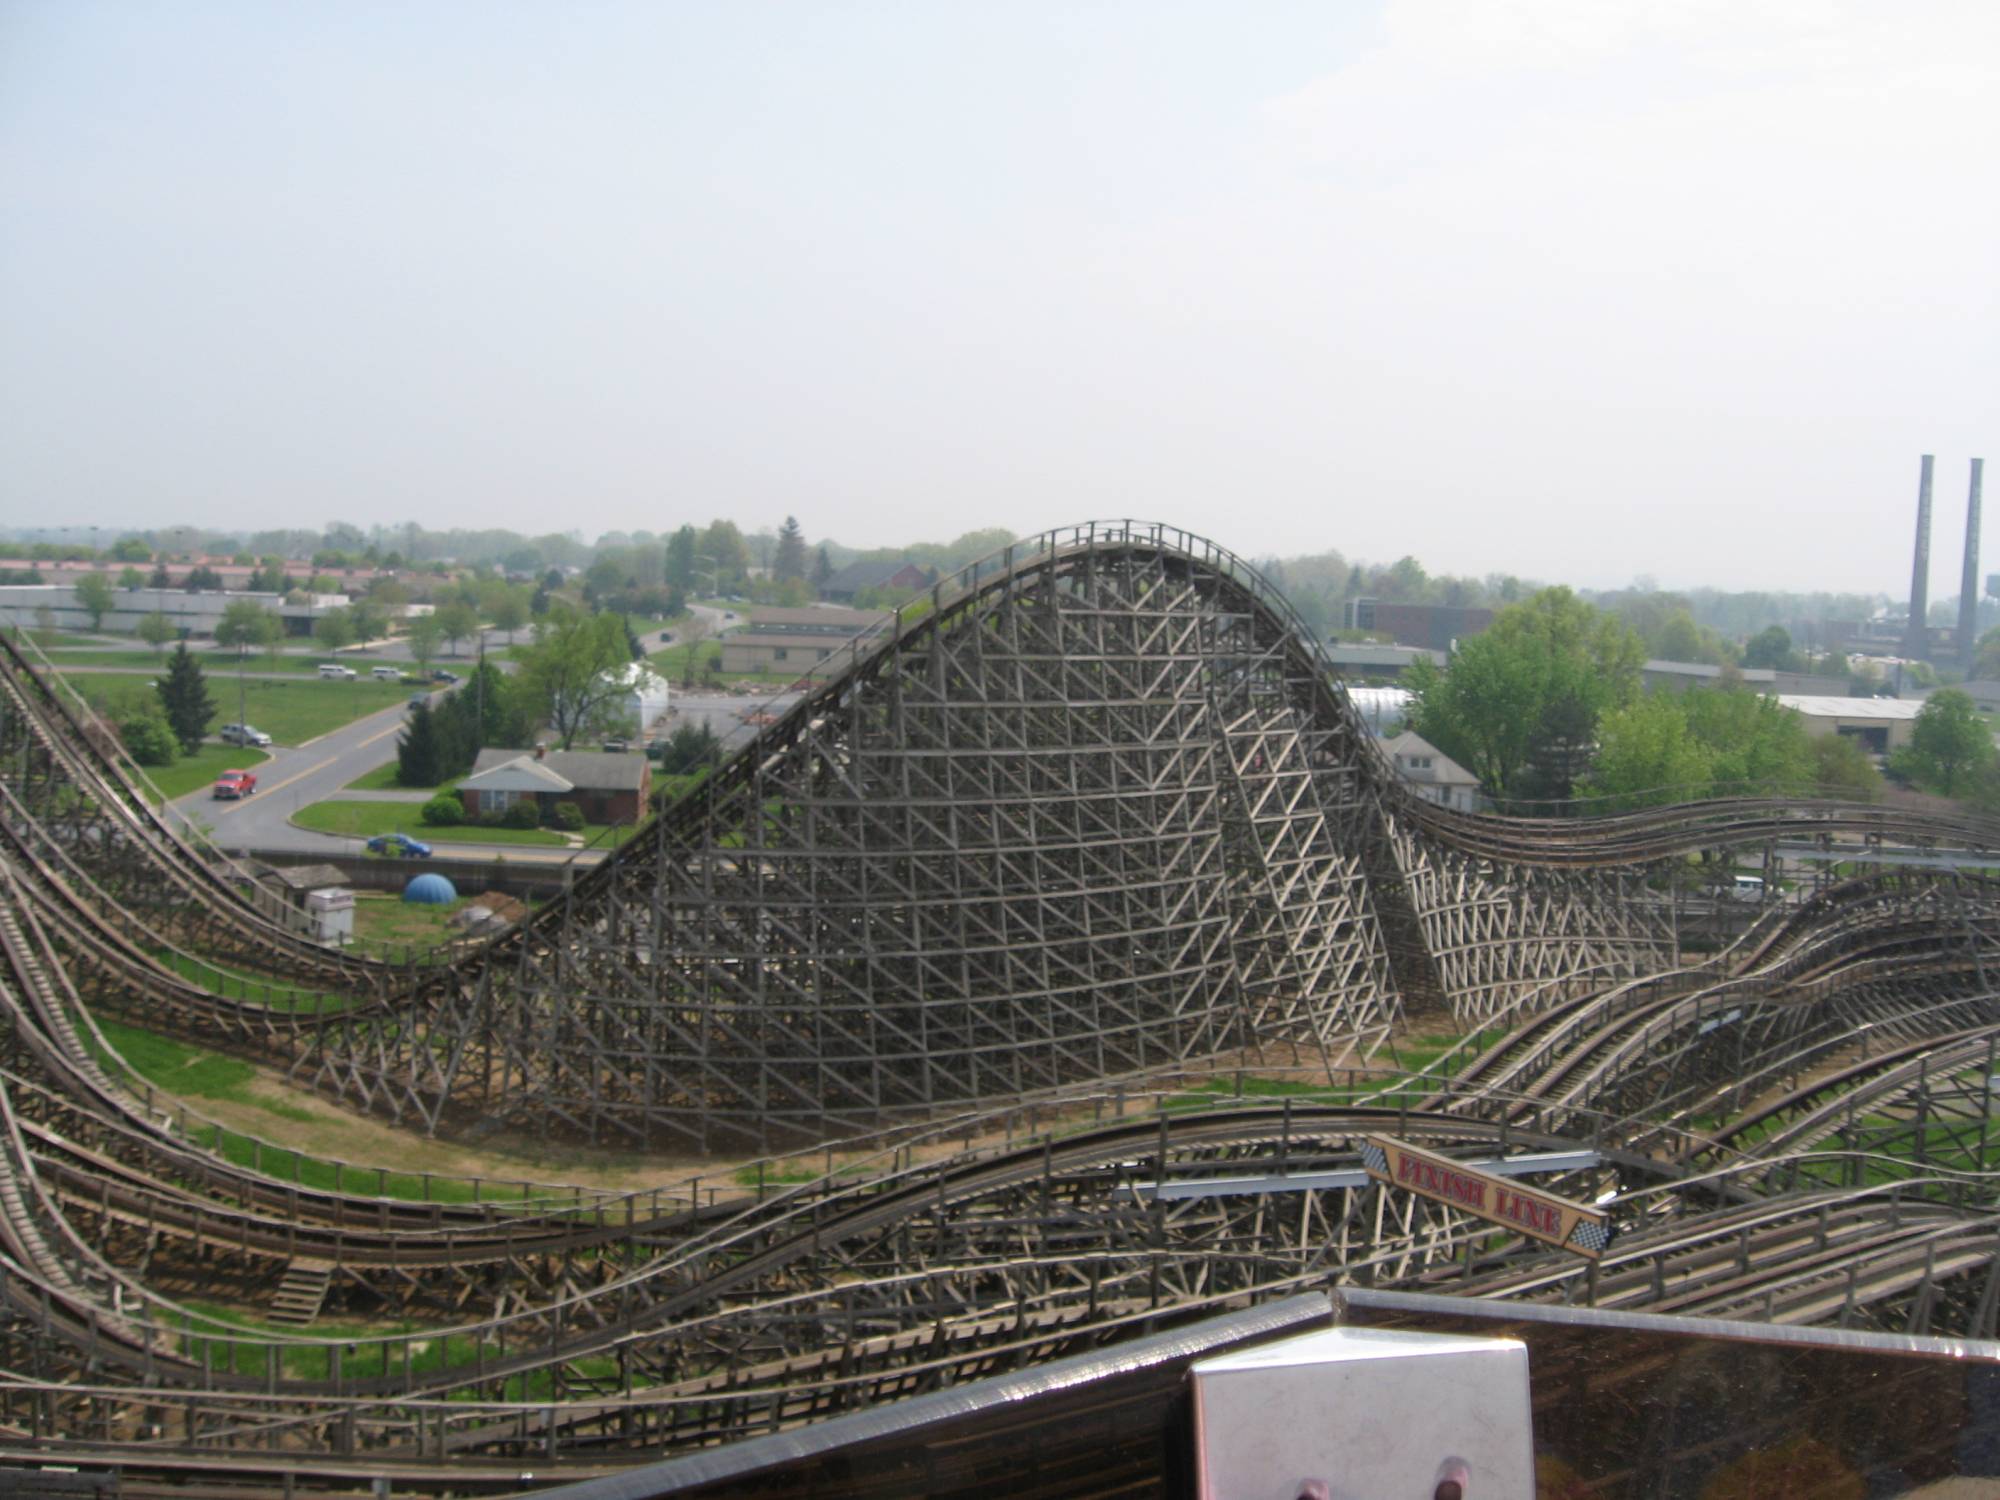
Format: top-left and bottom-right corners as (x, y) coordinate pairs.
(61, 672), (411, 746)
(47, 648), (326, 674)
(292, 799), (570, 846)
(142, 743), (273, 804)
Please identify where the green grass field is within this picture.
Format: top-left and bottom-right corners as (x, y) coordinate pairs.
(64, 671), (410, 746)
(47, 648), (327, 674)
(292, 798), (570, 845)
(144, 743), (273, 803)
(352, 892), (465, 948)
(343, 760), (438, 792)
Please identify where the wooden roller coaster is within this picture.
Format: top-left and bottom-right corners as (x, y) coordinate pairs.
(3, 523), (1999, 1496)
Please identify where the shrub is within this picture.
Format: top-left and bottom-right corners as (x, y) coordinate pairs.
(420, 793), (464, 827)
(119, 713), (178, 767)
(547, 799), (585, 832)
(475, 807), (506, 828)
(501, 799), (542, 829)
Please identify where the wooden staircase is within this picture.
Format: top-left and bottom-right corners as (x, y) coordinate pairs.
(269, 1259), (334, 1327)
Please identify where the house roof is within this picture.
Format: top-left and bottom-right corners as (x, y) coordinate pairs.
(1381, 730), (1480, 788)
(822, 559), (935, 594)
(470, 747), (650, 792)
(463, 755), (575, 794)
(745, 606), (889, 635)
(1776, 695), (1924, 721)
(262, 863), (349, 892)
(723, 630), (880, 651)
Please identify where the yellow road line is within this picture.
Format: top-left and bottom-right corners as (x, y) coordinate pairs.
(218, 756), (336, 810)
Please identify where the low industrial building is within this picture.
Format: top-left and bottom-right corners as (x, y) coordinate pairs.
(1642, 660), (1851, 697)
(0, 583), (349, 637)
(1341, 600), (1494, 652)
(1342, 686), (1413, 735)
(1325, 643), (1445, 681)
(1775, 695), (1925, 754)
(720, 605), (890, 676)
(462, 747), (652, 826)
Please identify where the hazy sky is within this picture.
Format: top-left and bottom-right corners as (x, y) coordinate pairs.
(2, 1), (1993, 592)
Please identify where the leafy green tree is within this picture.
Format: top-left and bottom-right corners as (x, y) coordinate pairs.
(215, 599), (282, 730)
(517, 605), (634, 749)
(700, 520), (749, 590)
(216, 599), (282, 659)
(118, 565), (145, 590)
(1581, 695), (1715, 810)
(347, 600), (386, 646)
(435, 600), (480, 657)
(1893, 688), (1995, 796)
(657, 720), (720, 774)
(773, 516), (807, 583)
(1405, 588), (1645, 803)
(155, 644), (215, 753)
(1742, 625), (1802, 672)
(1970, 626), (2000, 683)
(405, 612), (442, 669)
(1808, 733), (1882, 801)
(313, 609), (355, 654)
(135, 611), (175, 655)
(73, 572), (115, 630)
(1681, 688), (1812, 789)
(118, 709), (178, 767)
(812, 545), (833, 591)
(488, 587), (530, 643)
(109, 535), (151, 563)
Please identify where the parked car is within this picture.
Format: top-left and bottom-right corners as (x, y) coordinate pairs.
(408, 694), (429, 709)
(430, 670), (461, 685)
(218, 723), (272, 747)
(211, 769), (257, 800)
(370, 665), (402, 681)
(318, 663), (357, 679)
(364, 832), (433, 858)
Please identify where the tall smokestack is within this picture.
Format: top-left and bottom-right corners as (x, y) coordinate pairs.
(1905, 454), (1935, 661)
(1963, 457), (1987, 671)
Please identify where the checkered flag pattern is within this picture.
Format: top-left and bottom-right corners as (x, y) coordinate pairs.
(1566, 1217), (1612, 1255)
(1361, 1141), (1389, 1176)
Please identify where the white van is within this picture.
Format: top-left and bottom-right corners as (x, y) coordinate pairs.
(318, 663), (356, 680)
(1730, 875), (1766, 902)
(371, 666), (402, 681)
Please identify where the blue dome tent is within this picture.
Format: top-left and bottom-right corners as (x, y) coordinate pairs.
(402, 873), (458, 905)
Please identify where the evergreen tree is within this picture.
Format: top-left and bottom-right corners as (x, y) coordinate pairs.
(397, 701), (444, 787)
(774, 516), (807, 583)
(811, 545), (833, 591)
(666, 525), (698, 592)
(155, 644), (215, 753)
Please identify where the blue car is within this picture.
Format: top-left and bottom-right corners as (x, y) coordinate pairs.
(365, 832), (433, 859)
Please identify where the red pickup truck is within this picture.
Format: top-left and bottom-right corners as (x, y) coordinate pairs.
(212, 769), (258, 800)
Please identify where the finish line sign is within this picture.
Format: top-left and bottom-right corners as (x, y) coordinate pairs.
(1363, 1137), (1611, 1260)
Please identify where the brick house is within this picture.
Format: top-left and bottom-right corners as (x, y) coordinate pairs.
(461, 747), (652, 826)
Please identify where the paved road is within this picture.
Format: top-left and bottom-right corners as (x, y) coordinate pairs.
(159, 686), (599, 867)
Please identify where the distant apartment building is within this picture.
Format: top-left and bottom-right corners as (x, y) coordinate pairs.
(1342, 599), (1494, 652)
